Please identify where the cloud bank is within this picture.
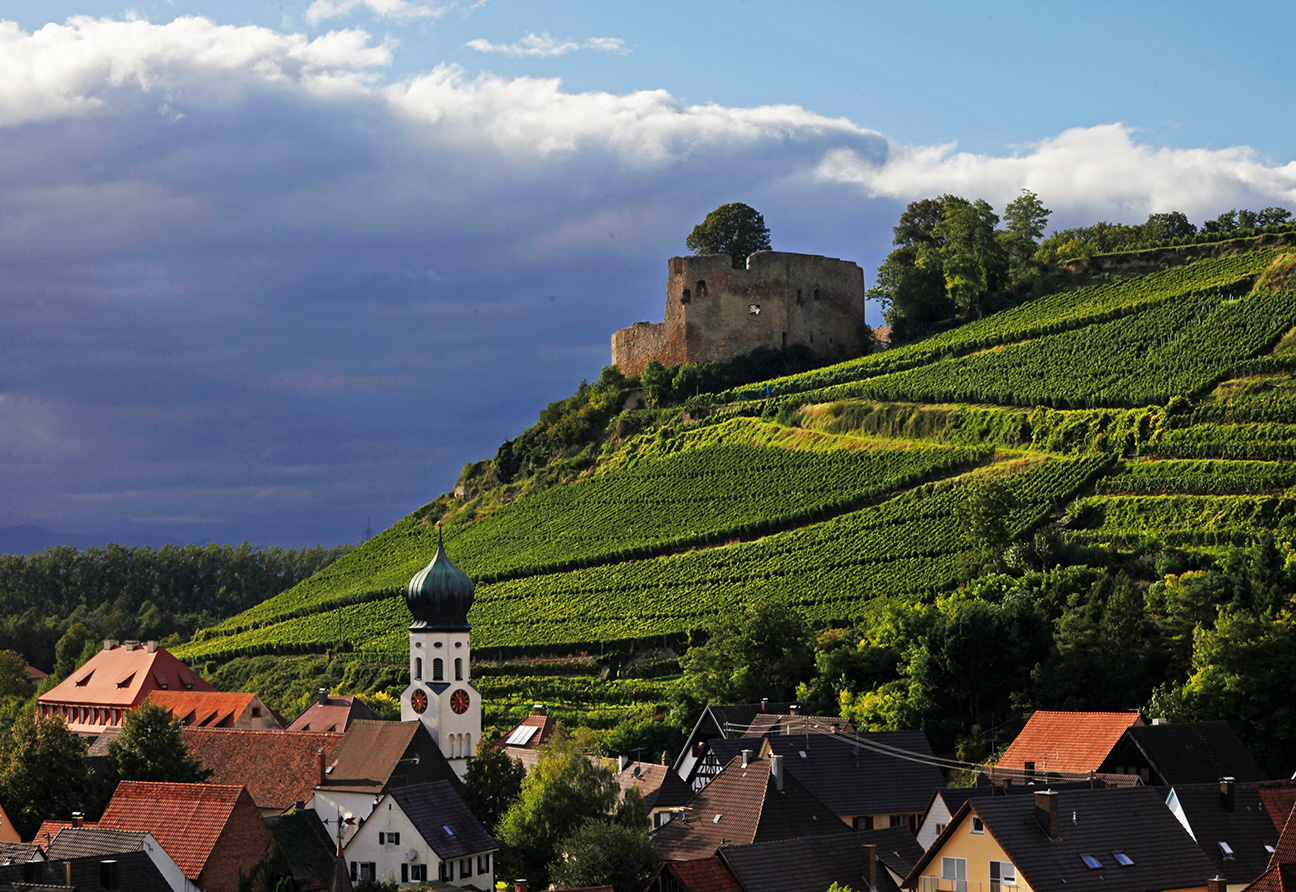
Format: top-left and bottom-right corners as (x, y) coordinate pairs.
(464, 32), (629, 57)
(1, 14), (1293, 546)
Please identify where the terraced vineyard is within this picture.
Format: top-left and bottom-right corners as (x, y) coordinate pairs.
(178, 244), (1296, 726)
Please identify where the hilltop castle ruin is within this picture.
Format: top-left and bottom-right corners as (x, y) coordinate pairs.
(611, 251), (867, 376)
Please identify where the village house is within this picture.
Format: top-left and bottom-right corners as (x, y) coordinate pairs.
(285, 690), (379, 733)
(1242, 801), (1296, 892)
(1166, 780), (1296, 891)
(907, 786), (1218, 892)
(342, 780), (496, 888)
(181, 727), (346, 817)
(993, 711), (1144, 782)
(43, 827), (197, 892)
(0, 849), (173, 892)
(497, 704), (564, 773)
(1102, 722), (1270, 786)
(36, 640), (217, 736)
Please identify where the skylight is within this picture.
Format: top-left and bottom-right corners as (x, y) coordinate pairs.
(1081, 855), (1102, 869)
(713, 814), (722, 823)
(443, 826), (455, 836)
(1219, 842), (1234, 860)
(798, 751), (807, 758)
(1113, 853), (1133, 866)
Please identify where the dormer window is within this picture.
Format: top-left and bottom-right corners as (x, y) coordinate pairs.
(75, 671), (94, 687)
(971, 816), (984, 835)
(116, 673), (135, 689)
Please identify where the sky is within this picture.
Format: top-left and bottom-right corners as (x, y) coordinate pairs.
(2, 0), (1295, 549)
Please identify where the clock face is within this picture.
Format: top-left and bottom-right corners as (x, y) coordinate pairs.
(450, 689), (470, 715)
(410, 689), (428, 714)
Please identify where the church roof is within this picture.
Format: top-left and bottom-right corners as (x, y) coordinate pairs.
(406, 525), (474, 630)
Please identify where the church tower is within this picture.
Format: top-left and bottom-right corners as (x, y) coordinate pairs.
(400, 523), (480, 780)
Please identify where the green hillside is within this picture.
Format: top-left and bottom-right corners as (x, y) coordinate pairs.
(177, 243), (1296, 752)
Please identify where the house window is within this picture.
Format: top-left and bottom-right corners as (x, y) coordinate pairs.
(971, 816), (985, 835)
(455, 658), (463, 681)
(990, 861), (1015, 891)
(477, 855), (490, 874)
(379, 832), (400, 845)
(460, 858), (472, 877)
(890, 815), (905, 828)
(433, 658), (444, 681)
(853, 816), (873, 831)
(251, 707), (261, 718)
(935, 823), (947, 836)
(411, 865), (427, 882)
(440, 862), (453, 882)
(354, 863), (375, 881)
(941, 856), (967, 892)
(401, 864), (408, 883)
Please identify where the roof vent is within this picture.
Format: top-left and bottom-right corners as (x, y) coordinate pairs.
(770, 754), (784, 792)
(741, 749), (753, 768)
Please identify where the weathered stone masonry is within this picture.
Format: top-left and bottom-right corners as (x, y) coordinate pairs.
(611, 251), (867, 376)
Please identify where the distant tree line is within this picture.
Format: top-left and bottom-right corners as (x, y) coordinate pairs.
(1039, 206), (1294, 263)
(0, 542), (350, 672)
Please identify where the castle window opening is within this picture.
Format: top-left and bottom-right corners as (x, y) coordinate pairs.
(433, 658), (444, 681)
(681, 288), (691, 304)
(748, 304), (761, 315)
(697, 280), (708, 297)
(796, 289), (803, 305)
(782, 331), (788, 348)
(813, 287), (820, 301)
(809, 333), (813, 344)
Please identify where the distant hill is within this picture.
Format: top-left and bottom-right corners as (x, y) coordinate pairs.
(0, 525), (189, 555)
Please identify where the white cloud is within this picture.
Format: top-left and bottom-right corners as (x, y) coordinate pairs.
(305, 0), (449, 25)
(0, 16), (391, 126)
(464, 31), (629, 57)
(816, 123), (1296, 222)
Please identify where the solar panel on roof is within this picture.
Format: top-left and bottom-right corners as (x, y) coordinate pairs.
(506, 725), (539, 746)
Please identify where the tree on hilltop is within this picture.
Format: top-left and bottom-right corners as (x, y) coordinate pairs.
(686, 202), (771, 268)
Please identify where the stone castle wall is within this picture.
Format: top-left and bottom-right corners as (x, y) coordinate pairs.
(612, 251), (866, 376)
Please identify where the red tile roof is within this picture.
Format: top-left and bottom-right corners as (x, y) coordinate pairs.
(97, 782), (249, 881)
(24, 666), (46, 682)
(661, 856), (744, 892)
(182, 728), (345, 811)
(1260, 784), (1296, 834)
(38, 643), (214, 711)
(997, 711), (1143, 776)
(284, 696), (378, 733)
(148, 691), (267, 729)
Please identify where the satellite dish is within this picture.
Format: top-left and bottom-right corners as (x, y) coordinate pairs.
(407, 849), (418, 861)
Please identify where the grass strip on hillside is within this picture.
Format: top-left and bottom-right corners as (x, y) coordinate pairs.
(1066, 494), (1296, 548)
(1096, 459), (1296, 496)
(1151, 422), (1296, 461)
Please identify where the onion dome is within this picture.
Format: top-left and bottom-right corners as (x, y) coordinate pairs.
(406, 523), (474, 630)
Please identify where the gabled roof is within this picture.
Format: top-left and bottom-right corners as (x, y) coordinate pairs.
(497, 711), (562, 751)
(44, 828), (147, 860)
(650, 856), (744, 892)
(652, 756), (844, 862)
(740, 714), (854, 739)
(147, 690), (271, 728)
(997, 711), (1143, 777)
(1245, 802), (1296, 892)
(320, 721), (462, 795)
(706, 703), (798, 739)
(0, 850), (171, 892)
(719, 834), (879, 892)
(24, 666), (46, 682)
(1124, 721), (1268, 785)
(97, 781), (253, 881)
(1170, 782), (1278, 884)
(265, 808), (337, 889)
(286, 696), (379, 733)
(389, 781), (497, 860)
(856, 825), (925, 880)
(38, 642), (214, 709)
(1258, 784), (1296, 833)
(911, 786), (1216, 892)
(183, 727), (345, 811)
(761, 731), (943, 817)
(0, 842), (43, 865)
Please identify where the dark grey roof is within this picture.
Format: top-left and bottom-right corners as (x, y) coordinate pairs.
(266, 808), (337, 888)
(1123, 722), (1268, 785)
(44, 829), (146, 860)
(652, 770), (695, 809)
(707, 703), (798, 738)
(935, 778), (1120, 815)
(0, 851), (171, 892)
(390, 780), (497, 861)
(764, 731), (943, 816)
(855, 825), (925, 879)
(1170, 783), (1279, 884)
(719, 834), (875, 892)
(914, 786), (1217, 892)
(0, 844), (42, 866)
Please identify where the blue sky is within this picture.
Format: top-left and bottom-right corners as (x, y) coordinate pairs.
(2, 0), (1295, 549)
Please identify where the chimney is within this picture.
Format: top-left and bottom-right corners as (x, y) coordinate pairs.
(71, 812), (83, 829)
(662, 751), (668, 766)
(515, 880), (528, 892)
(65, 863), (73, 887)
(145, 640), (158, 653)
(760, 698), (769, 713)
(619, 755), (630, 772)
(1024, 760), (1036, 783)
(741, 749), (753, 768)
(100, 860), (119, 891)
(103, 639), (119, 651)
(124, 640), (139, 651)
(1207, 877), (1226, 892)
(317, 687), (329, 706)
(1220, 777), (1235, 811)
(770, 754), (785, 791)
(1034, 790), (1059, 838)
(533, 703), (547, 716)
(861, 843), (878, 892)
(317, 748), (326, 786)
(1152, 717), (1166, 725)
